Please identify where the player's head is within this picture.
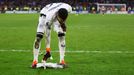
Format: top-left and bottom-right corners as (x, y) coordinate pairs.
(56, 8), (68, 32)
(57, 8), (68, 23)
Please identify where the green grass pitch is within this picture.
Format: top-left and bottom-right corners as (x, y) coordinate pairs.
(0, 14), (134, 75)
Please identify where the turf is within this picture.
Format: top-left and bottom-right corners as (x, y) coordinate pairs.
(0, 14), (134, 75)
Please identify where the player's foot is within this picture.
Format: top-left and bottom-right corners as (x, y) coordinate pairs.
(59, 60), (67, 68)
(60, 60), (66, 64)
(58, 63), (68, 68)
(32, 60), (37, 68)
(43, 52), (51, 61)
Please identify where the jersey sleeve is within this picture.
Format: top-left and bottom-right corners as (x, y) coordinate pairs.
(62, 3), (72, 13)
(67, 5), (72, 13)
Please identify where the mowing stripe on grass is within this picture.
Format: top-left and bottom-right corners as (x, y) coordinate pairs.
(0, 49), (134, 53)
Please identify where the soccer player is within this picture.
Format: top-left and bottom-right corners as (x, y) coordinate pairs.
(32, 2), (72, 68)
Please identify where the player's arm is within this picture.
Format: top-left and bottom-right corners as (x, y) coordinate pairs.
(56, 13), (67, 32)
(42, 21), (52, 61)
(61, 23), (66, 32)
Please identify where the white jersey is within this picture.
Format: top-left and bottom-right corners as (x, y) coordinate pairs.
(37, 3), (72, 34)
(40, 3), (72, 23)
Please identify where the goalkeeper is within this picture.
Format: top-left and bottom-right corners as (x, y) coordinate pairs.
(32, 3), (72, 68)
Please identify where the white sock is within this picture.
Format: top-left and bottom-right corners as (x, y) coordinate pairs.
(59, 36), (65, 63)
(33, 49), (39, 62)
(33, 40), (41, 62)
(59, 49), (65, 63)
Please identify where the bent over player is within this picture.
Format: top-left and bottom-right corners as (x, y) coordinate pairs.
(32, 3), (72, 68)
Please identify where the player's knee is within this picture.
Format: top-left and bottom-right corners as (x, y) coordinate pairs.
(58, 32), (65, 37)
(36, 32), (44, 41)
(34, 32), (43, 49)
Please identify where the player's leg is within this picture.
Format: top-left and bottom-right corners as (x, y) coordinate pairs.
(32, 15), (46, 68)
(53, 20), (66, 65)
(58, 32), (66, 65)
(32, 32), (43, 67)
(42, 22), (52, 62)
(58, 33), (66, 65)
(57, 31), (68, 68)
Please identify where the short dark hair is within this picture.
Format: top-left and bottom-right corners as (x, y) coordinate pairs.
(57, 8), (68, 21)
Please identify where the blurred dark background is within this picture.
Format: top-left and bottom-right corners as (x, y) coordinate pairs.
(0, 0), (134, 13)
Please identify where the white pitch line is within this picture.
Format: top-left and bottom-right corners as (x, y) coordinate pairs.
(0, 49), (134, 53)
